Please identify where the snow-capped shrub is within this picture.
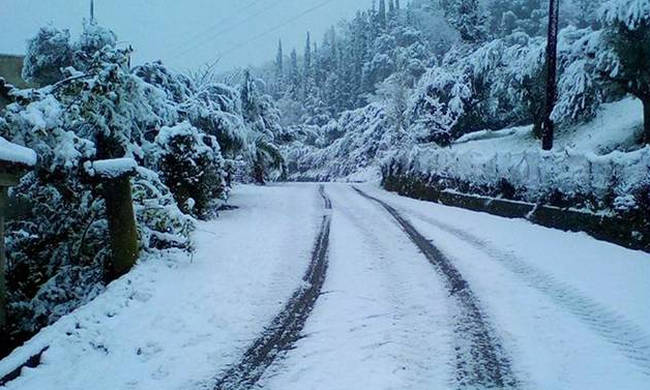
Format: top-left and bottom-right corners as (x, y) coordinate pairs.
(286, 103), (408, 180)
(408, 67), (470, 145)
(132, 167), (194, 251)
(383, 143), (650, 212)
(5, 171), (107, 337)
(75, 20), (117, 59)
(1, 23), (197, 350)
(155, 122), (227, 219)
(22, 26), (74, 86)
(187, 84), (248, 157)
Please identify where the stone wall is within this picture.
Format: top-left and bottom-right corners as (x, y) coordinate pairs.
(383, 174), (650, 253)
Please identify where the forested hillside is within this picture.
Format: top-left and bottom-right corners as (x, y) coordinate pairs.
(241, 0), (649, 184)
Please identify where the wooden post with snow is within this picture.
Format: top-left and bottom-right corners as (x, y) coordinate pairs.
(542, 0), (560, 151)
(86, 158), (139, 281)
(0, 138), (36, 332)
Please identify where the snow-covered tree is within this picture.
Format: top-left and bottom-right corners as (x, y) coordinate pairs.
(599, 0), (650, 143)
(441, 0), (488, 43)
(22, 26), (74, 86)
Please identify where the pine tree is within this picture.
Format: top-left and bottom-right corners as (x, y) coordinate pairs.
(378, 0), (387, 28)
(572, 0), (599, 29)
(304, 32), (312, 80)
(289, 48), (300, 93)
(441, 0), (487, 43)
(600, 0), (650, 144)
(275, 39), (284, 80)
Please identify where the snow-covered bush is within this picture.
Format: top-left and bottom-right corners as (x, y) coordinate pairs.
(155, 122), (226, 219)
(599, 0), (650, 144)
(383, 143), (650, 212)
(407, 67), (470, 145)
(0, 21), (260, 351)
(22, 26), (74, 86)
(285, 103), (409, 180)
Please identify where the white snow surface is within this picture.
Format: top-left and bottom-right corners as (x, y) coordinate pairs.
(1, 183), (649, 390)
(0, 136), (37, 167)
(87, 158), (138, 178)
(0, 184), (322, 390)
(262, 184), (650, 390)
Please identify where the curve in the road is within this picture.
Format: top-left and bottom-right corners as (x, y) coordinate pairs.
(353, 187), (518, 389)
(401, 207), (650, 376)
(211, 185), (332, 390)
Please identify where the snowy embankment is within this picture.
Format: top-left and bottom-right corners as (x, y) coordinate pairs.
(385, 98), (650, 210)
(0, 184), (323, 390)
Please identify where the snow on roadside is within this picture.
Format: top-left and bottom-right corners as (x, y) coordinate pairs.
(360, 184), (650, 389)
(450, 98), (643, 155)
(392, 99), (649, 207)
(0, 184), (323, 390)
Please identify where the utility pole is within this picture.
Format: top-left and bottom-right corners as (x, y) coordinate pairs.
(542, 0), (560, 151)
(90, 0), (95, 22)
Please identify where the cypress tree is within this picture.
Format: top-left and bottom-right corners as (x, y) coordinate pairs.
(275, 39), (284, 80)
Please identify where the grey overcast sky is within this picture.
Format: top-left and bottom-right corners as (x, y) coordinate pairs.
(0, 0), (368, 72)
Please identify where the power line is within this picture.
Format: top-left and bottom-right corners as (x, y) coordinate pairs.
(166, 0), (263, 56)
(217, 0), (337, 59)
(170, 0), (290, 59)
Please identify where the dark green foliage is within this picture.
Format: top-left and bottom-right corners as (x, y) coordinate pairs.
(156, 123), (226, 219)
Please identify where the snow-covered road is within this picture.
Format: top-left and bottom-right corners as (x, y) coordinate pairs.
(1, 183), (649, 390)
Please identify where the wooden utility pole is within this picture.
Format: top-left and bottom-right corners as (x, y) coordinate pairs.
(542, 0), (560, 151)
(90, 0), (95, 22)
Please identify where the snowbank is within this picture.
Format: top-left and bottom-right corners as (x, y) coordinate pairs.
(385, 99), (650, 207)
(0, 136), (37, 167)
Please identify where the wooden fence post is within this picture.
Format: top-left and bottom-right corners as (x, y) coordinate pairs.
(86, 158), (139, 281)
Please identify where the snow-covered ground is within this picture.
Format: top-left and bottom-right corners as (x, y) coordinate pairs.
(452, 98), (644, 155)
(0, 184), (323, 390)
(391, 98), (650, 207)
(1, 183), (649, 390)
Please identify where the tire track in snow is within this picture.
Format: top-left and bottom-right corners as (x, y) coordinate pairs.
(399, 206), (650, 376)
(211, 185), (332, 390)
(353, 187), (518, 389)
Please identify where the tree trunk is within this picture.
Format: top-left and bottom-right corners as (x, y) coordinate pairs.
(542, 0), (560, 151)
(103, 176), (139, 281)
(643, 99), (650, 145)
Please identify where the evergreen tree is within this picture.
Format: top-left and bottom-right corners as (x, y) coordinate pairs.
(288, 48), (300, 93)
(22, 26), (74, 86)
(441, 0), (488, 43)
(304, 32), (312, 80)
(379, 0), (387, 28)
(600, 0), (650, 144)
(275, 39), (284, 80)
